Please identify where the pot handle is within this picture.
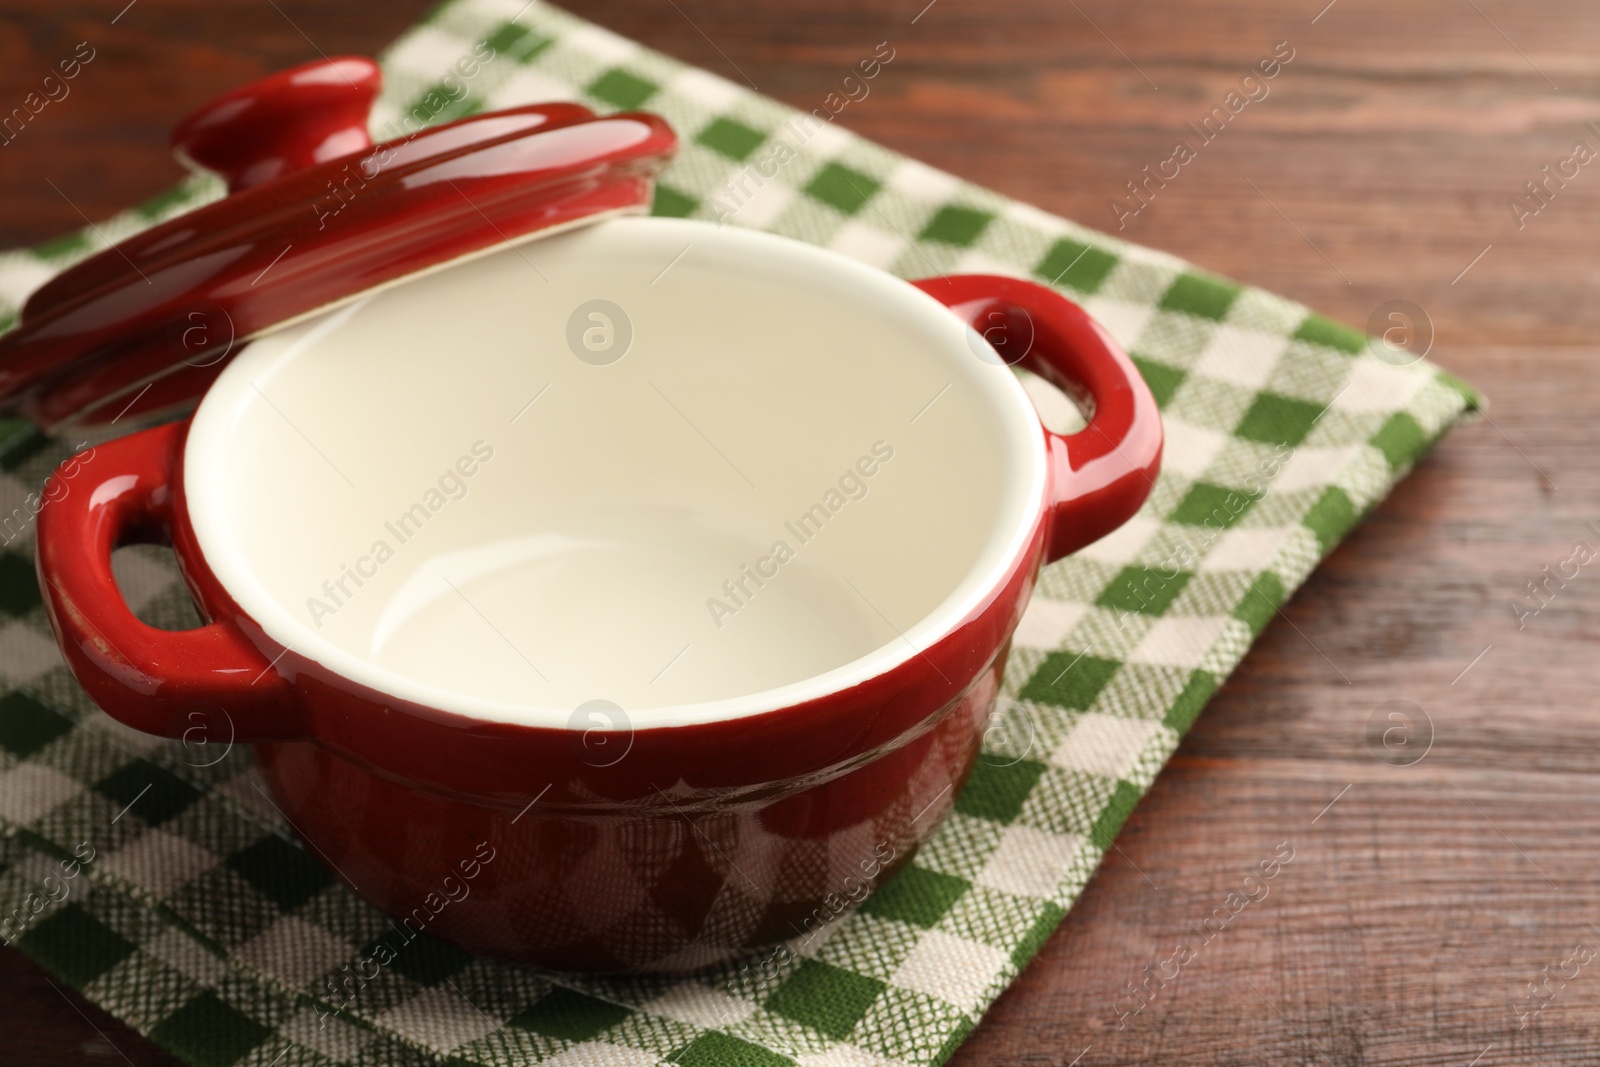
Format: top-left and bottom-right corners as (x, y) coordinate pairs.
(35, 421), (299, 741)
(914, 275), (1162, 564)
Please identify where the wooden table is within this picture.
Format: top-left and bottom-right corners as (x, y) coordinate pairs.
(1, 0), (1593, 1063)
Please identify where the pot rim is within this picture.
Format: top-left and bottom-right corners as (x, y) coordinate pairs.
(182, 217), (1049, 730)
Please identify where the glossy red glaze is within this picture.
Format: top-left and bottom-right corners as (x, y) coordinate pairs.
(172, 56), (383, 192)
(913, 275), (1163, 563)
(34, 421), (298, 742)
(34, 275), (1160, 972)
(0, 58), (677, 430)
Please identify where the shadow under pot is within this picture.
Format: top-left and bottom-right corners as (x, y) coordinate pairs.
(36, 212), (1160, 970)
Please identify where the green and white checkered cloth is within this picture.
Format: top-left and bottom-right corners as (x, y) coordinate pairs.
(0, 2), (1478, 1065)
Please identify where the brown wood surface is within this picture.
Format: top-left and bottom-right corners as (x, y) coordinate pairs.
(0, 0), (1592, 1063)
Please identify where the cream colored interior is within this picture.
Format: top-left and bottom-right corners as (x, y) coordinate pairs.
(184, 217), (1046, 726)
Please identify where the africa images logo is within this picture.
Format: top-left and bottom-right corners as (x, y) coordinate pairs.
(705, 440), (894, 629)
(305, 441), (494, 627)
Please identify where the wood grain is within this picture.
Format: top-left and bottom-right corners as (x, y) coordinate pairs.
(1, 0), (1594, 1064)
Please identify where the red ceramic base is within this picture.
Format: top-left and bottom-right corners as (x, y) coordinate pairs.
(252, 659), (993, 972)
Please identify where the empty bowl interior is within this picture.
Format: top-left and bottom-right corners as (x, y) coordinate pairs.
(184, 217), (1044, 725)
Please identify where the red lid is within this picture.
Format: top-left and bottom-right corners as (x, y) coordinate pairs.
(0, 57), (678, 429)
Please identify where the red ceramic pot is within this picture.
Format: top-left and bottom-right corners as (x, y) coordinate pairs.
(21, 62), (1161, 974)
(34, 218), (1159, 971)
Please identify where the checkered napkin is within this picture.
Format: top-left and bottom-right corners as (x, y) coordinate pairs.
(0, 2), (1479, 1065)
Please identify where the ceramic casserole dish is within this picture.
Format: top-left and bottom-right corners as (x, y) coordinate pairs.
(2, 58), (1162, 972)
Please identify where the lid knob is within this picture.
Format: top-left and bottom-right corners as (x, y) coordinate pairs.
(172, 56), (379, 193)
